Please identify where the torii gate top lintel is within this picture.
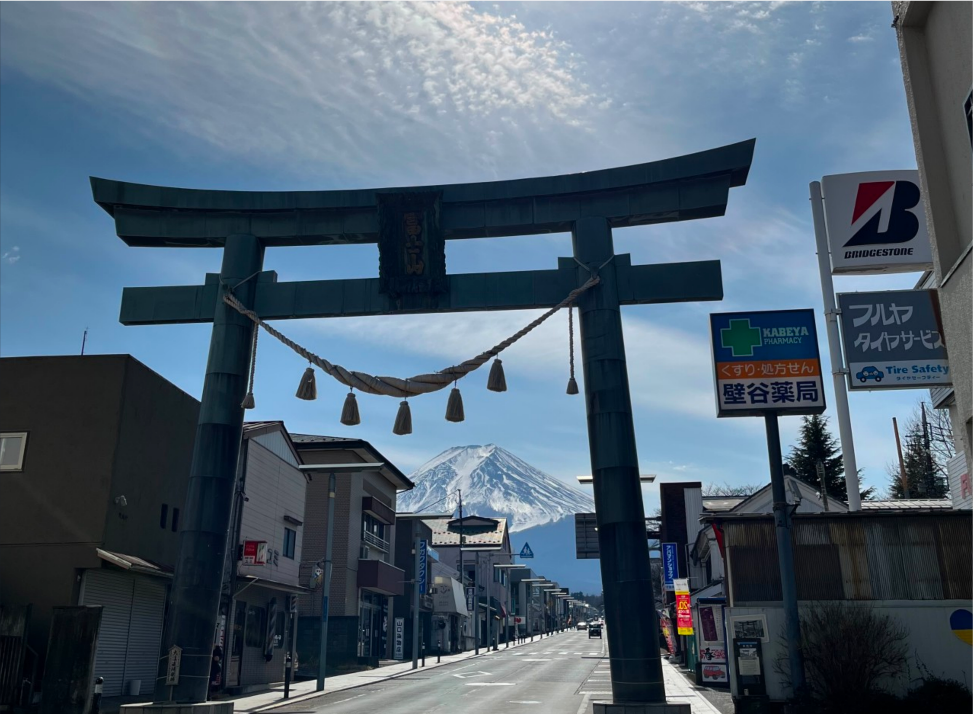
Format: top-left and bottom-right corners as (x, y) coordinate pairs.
(90, 139), (754, 248)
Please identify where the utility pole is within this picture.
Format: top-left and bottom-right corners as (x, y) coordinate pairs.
(458, 490), (465, 652)
(412, 523), (421, 670)
(921, 403), (934, 496)
(317, 471), (337, 692)
(893, 417), (910, 498)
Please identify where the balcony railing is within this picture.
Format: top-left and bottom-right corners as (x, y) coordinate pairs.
(362, 530), (390, 552)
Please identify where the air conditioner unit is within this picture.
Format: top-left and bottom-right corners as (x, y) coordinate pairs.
(360, 545), (370, 560)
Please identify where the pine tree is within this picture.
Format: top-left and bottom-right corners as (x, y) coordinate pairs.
(889, 418), (948, 499)
(785, 414), (848, 501)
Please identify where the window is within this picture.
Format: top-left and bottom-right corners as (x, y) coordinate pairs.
(283, 527), (296, 559)
(171, 507), (180, 533)
(0, 432), (28, 472)
(361, 513), (386, 541)
(245, 605), (266, 648)
(232, 601), (247, 657)
(160, 504), (169, 529)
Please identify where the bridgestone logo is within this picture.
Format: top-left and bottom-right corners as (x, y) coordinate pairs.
(844, 247), (915, 259)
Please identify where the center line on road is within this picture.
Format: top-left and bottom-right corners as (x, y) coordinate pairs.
(465, 682), (515, 686)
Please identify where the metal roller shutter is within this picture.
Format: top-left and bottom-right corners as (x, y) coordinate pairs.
(80, 570), (132, 697)
(124, 578), (166, 696)
(80, 570), (167, 697)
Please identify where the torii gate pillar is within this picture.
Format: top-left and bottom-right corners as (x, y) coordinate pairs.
(573, 217), (666, 704)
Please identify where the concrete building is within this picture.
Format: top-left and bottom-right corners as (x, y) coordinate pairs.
(218, 422), (308, 694)
(893, 1), (973, 469)
(0, 355), (198, 700)
(424, 516), (513, 649)
(290, 435), (413, 675)
(391, 517), (433, 660)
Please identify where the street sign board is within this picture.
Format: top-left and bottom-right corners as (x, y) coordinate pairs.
(662, 543), (678, 592)
(674, 579), (693, 635)
(519, 543), (534, 559)
(418, 540), (428, 594)
(575, 513), (600, 559)
(466, 587), (475, 613)
(836, 289), (950, 390)
(821, 171), (932, 274)
(242, 540), (268, 566)
(393, 617), (405, 659)
(165, 645), (182, 685)
(710, 309), (826, 418)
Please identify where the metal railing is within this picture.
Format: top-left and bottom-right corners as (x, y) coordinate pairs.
(362, 530), (390, 552)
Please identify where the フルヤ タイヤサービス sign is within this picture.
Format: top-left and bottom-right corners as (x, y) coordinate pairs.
(710, 309), (826, 418)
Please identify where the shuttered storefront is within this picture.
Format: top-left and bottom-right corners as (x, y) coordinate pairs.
(80, 569), (166, 697)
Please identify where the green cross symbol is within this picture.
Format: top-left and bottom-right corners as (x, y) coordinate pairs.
(721, 319), (762, 357)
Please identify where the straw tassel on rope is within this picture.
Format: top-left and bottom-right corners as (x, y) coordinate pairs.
(295, 365), (317, 401)
(445, 383), (465, 423)
(241, 324), (259, 409)
(393, 400), (413, 435)
(487, 359), (507, 393)
(566, 305), (579, 395)
(340, 390), (361, 426)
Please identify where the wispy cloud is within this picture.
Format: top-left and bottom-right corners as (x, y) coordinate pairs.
(2, 247), (21, 265)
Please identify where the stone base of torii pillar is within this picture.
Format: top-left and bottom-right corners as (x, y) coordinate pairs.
(593, 701), (691, 714)
(121, 703), (234, 713)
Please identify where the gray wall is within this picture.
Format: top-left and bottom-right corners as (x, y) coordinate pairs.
(0, 355), (198, 663)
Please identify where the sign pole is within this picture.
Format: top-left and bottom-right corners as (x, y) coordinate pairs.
(764, 411), (806, 695)
(810, 181), (862, 510)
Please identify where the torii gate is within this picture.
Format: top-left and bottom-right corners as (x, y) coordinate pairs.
(91, 139), (754, 711)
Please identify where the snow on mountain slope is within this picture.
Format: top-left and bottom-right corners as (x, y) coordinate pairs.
(398, 444), (594, 532)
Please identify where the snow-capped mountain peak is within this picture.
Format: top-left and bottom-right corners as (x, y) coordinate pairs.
(398, 444), (594, 532)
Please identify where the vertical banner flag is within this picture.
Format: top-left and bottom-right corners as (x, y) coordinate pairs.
(393, 617), (405, 659)
(675, 578), (693, 636)
(466, 587), (476, 613)
(710, 309), (826, 418)
(662, 543), (678, 592)
(418, 540), (428, 594)
(836, 289), (950, 390)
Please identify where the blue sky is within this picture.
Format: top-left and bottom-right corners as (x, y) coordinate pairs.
(0, 1), (928, 511)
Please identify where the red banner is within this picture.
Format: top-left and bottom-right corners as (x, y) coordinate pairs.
(675, 578), (693, 635)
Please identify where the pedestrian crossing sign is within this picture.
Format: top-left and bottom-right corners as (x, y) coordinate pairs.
(520, 543), (534, 558)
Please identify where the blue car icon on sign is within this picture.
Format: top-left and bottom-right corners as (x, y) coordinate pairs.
(856, 366), (884, 384)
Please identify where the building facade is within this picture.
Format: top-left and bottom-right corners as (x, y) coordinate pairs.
(893, 1), (973, 468)
(291, 436), (412, 675)
(218, 422), (308, 694)
(0, 355), (199, 700)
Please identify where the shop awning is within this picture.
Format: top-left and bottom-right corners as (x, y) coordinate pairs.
(236, 575), (310, 595)
(96, 548), (173, 579)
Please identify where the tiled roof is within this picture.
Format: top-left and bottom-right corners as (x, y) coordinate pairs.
(424, 516), (508, 547)
(861, 499), (953, 510)
(289, 433), (358, 444)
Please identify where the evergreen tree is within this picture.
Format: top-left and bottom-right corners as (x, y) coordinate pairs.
(785, 414), (848, 501)
(889, 418), (948, 499)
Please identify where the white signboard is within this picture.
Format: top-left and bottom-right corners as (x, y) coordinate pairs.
(837, 289), (950, 390)
(165, 645), (182, 685)
(393, 617), (405, 660)
(821, 170), (932, 274)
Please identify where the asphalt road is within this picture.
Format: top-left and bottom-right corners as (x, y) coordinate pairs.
(274, 630), (611, 714)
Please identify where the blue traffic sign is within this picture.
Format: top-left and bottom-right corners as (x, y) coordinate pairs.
(418, 540), (428, 594)
(520, 543), (534, 559)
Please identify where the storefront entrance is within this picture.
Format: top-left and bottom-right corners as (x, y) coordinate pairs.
(358, 591), (388, 659)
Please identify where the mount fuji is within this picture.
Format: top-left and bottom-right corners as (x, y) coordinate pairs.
(398, 444), (594, 532)
(399, 445), (603, 593)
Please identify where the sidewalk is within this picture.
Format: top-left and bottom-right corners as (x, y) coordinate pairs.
(658, 657), (726, 714)
(225, 633), (565, 713)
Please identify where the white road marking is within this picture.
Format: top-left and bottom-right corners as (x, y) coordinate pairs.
(509, 701), (541, 704)
(452, 671), (492, 679)
(331, 693), (367, 704)
(465, 682), (515, 686)
(521, 658), (551, 662)
(575, 692), (592, 714)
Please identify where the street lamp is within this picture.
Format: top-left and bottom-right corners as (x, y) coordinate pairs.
(397, 513), (454, 670)
(299, 462), (384, 693)
(494, 564), (526, 648)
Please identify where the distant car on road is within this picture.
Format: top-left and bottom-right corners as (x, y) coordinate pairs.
(576, 621), (588, 630)
(856, 366), (884, 383)
(588, 623), (602, 638)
